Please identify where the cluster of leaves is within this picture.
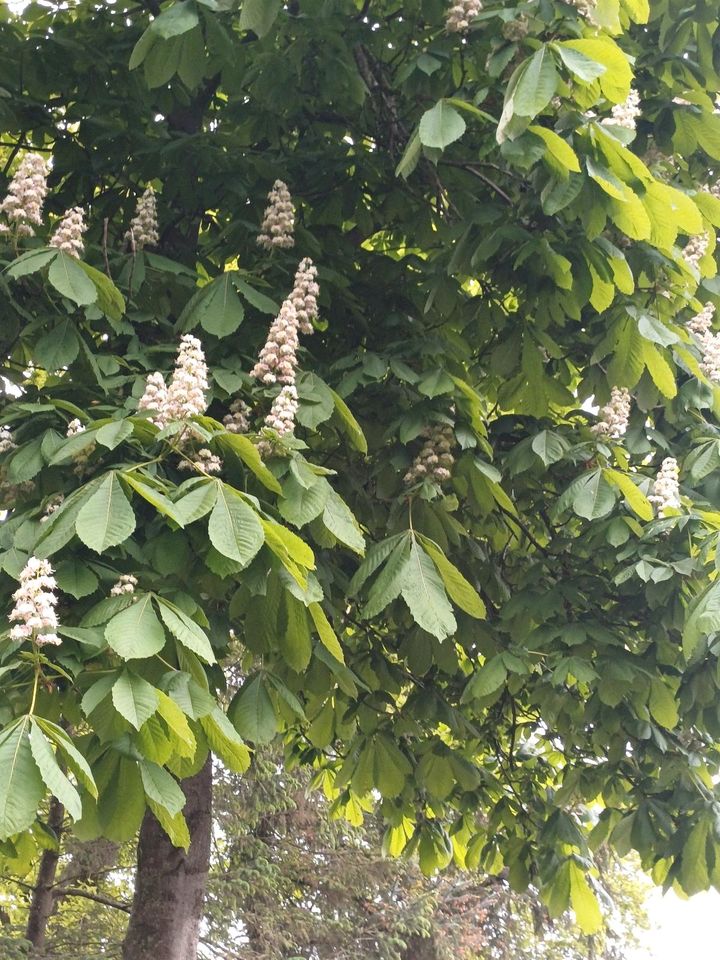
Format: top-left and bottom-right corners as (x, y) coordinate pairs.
(0, 0), (720, 935)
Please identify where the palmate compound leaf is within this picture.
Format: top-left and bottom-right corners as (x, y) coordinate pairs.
(417, 536), (486, 619)
(0, 717), (45, 841)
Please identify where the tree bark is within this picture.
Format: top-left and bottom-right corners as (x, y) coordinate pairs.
(25, 797), (64, 952)
(401, 934), (439, 960)
(122, 758), (213, 960)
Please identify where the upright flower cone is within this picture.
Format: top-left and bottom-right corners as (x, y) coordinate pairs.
(165, 334), (209, 420)
(592, 387), (631, 440)
(251, 299), (300, 385)
(127, 185), (159, 249)
(446, 0), (482, 33)
(257, 180), (295, 250)
(50, 206), (87, 258)
(289, 258), (319, 335)
(9, 557), (61, 646)
(0, 152), (49, 238)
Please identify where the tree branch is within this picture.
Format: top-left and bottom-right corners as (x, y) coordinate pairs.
(54, 887), (131, 913)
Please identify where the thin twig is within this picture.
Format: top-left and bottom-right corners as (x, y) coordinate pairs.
(102, 218), (112, 279)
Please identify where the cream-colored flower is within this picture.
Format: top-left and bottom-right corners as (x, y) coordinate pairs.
(446, 0), (482, 33)
(165, 334), (209, 420)
(289, 258), (319, 336)
(223, 398), (251, 435)
(9, 557), (61, 646)
(179, 448), (223, 474)
(0, 153), (49, 238)
(110, 574), (138, 597)
(648, 457), (680, 516)
(251, 299), (300, 385)
(257, 180), (295, 250)
(50, 206), (86, 258)
(592, 386), (631, 440)
(66, 418), (86, 437)
(138, 371), (170, 428)
(127, 186), (159, 249)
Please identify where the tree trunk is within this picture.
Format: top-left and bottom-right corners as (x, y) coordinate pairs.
(122, 758), (213, 960)
(25, 797), (64, 952)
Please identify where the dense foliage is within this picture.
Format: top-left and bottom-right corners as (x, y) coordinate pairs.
(1, 0), (720, 952)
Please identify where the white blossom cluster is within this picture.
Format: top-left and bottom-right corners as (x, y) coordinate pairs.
(9, 557), (60, 646)
(138, 371), (170, 427)
(251, 299), (300, 385)
(605, 89), (642, 131)
(289, 258), (319, 335)
(258, 385), (300, 455)
(179, 448), (223, 474)
(0, 153), (49, 238)
(446, 0), (482, 33)
(687, 302), (720, 381)
(404, 424), (456, 486)
(40, 493), (64, 523)
(592, 386), (631, 440)
(257, 180), (295, 250)
(0, 426), (16, 454)
(684, 233), (709, 272)
(66, 418), (86, 437)
(265, 384), (299, 435)
(127, 186), (159, 249)
(138, 336), (209, 427)
(223, 398), (251, 434)
(649, 457), (680, 515)
(110, 573), (138, 597)
(50, 206), (86, 258)
(166, 335), (209, 420)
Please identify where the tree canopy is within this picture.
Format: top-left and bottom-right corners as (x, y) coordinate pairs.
(1, 0), (720, 954)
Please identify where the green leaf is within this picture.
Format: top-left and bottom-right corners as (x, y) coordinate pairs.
(0, 718), (45, 841)
(174, 480), (218, 525)
(568, 861), (603, 934)
(140, 761), (185, 816)
(192, 274), (245, 338)
(208, 483), (264, 565)
(513, 47), (559, 118)
(400, 538), (457, 640)
(122, 473), (186, 526)
(217, 433), (282, 493)
(363, 536), (412, 618)
(96, 420), (134, 450)
(683, 579), (720, 659)
(308, 602), (345, 663)
(648, 680), (679, 729)
(5, 247), (57, 278)
(279, 474), (329, 528)
(150, 0), (199, 38)
(560, 39), (632, 102)
(156, 599), (216, 664)
(35, 318), (80, 371)
(238, 0), (282, 37)
(147, 801), (190, 851)
(47, 252), (97, 306)
(395, 129), (422, 179)
(112, 669), (159, 729)
(464, 656), (507, 700)
(105, 594), (167, 660)
(321, 489), (365, 554)
(602, 469), (653, 521)
(228, 676), (278, 744)
(553, 44), (607, 81)
(419, 100), (466, 150)
(77, 261), (126, 321)
(36, 719), (97, 798)
(681, 821), (710, 895)
(419, 537), (486, 619)
(330, 388), (368, 454)
(531, 430), (567, 466)
(75, 473), (137, 553)
(281, 593), (313, 672)
(54, 558), (99, 599)
(233, 278), (279, 314)
(572, 469), (616, 521)
(529, 125), (581, 173)
(200, 707), (251, 772)
(28, 720), (82, 821)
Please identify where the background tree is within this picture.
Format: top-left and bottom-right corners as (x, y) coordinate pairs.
(0, 0), (720, 958)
